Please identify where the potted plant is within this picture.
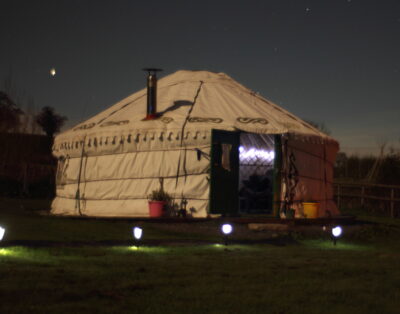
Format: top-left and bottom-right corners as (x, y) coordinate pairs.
(148, 188), (172, 218)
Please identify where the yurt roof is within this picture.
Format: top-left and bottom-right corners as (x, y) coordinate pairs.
(53, 70), (338, 157)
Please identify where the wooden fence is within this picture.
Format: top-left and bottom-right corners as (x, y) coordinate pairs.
(333, 181), (400, 218)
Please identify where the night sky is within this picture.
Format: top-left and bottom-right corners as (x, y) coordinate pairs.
(1, 0), (399, 155)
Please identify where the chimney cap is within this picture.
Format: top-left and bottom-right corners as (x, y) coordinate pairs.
(142, 68), (163, 75)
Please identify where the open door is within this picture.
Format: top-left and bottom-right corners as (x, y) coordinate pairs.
(209, 130), (240, 215)
(238, 133), (276, 215)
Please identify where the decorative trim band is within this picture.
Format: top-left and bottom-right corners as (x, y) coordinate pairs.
(73, 123), (95, 131)
(188, 117), (223, 123)
(99, 120), (129, 127)
(160, 117), (174, 124)
(237, 117), (268, 124)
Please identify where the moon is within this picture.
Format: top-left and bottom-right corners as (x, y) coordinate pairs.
(50, 68), (56, 77)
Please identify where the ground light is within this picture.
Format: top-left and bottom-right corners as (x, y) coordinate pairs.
(221, 223), (233, 246)
(331, 226), (342, 246)
(133, 227), (143, 247)
(0, 226), (5, 241)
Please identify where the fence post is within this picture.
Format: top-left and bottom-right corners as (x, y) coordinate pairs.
(360, 186), (365, 208)
(390, 189), (394, 218)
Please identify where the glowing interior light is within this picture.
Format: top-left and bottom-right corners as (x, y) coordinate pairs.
(221, 224), (233, 235)
(0, 226), (5, 241)
(239, 146), (275, 162)
(133, 227), (143, 240)
(332, 226), (342, 238)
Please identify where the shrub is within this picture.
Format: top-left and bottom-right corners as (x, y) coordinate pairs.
(148, 189), (172, 203)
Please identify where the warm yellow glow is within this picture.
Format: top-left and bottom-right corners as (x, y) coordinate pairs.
(0, 248), (12, 256)
(111, 246), (169, 254)
(50, 68), (56, 76)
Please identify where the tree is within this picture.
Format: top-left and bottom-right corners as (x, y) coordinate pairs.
(35, 106), (67, 138)
(0, 91), (22, 133)
(0, 91), (22, 132)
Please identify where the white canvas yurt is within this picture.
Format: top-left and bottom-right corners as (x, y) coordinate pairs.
(51, 70), (340, 218)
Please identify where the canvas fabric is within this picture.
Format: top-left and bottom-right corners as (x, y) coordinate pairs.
(53, 143), (211, 217)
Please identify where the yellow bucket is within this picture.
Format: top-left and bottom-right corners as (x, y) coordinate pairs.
(302, 202), (319, 218)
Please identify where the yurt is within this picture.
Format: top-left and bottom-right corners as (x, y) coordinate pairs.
(51, 70), (340, 218)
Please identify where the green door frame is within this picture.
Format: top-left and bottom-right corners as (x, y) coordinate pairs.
(272, 134), (283, 217)
(209, 129), (240, 215)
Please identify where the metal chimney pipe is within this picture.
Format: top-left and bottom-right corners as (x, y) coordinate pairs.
(143, 68), (162, 120)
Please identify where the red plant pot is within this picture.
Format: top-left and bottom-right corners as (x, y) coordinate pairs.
(148, 201), (165, 218)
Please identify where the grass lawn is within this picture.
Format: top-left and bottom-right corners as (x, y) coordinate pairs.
(0, 200), (400, 313)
